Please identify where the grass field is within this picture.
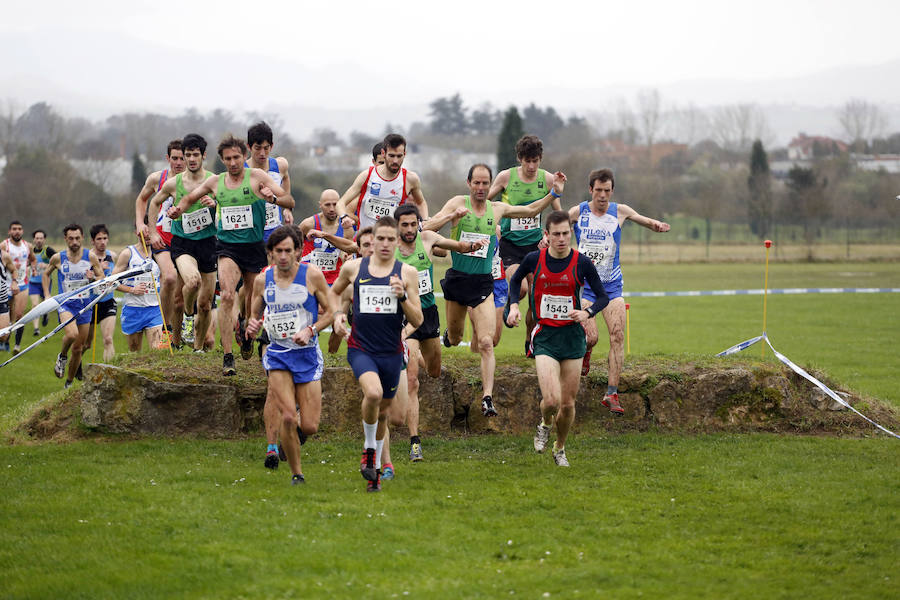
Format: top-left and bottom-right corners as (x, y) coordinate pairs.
(1, 262), (898, 598)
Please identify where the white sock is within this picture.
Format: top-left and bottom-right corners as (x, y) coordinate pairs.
(375, 438), (385, 468)
(363, 421), (377, 449)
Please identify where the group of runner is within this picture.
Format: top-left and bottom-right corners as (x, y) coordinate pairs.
(1, 126), (671, 491)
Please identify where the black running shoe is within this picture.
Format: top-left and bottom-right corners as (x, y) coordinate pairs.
(41, 314), (48, 327)
(297, 425), (307, 446)
(264, 450), (279, 470)
(75, 362), (83, 381)
(291, 474), (306, 485)
(442, 328), (451, 348)
(360, 448), (377, 481)
(278, 444), (287, 462)
(366, 470), (382, 492)
(239, 319), (253, 360)
(481, 395), (498, 417)
(222, 353), (236, 376)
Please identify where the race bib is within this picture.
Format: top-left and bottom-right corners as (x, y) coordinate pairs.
(458, 231), (490, 259)
(540, 294), (573, 321)
(579, 240), (610, 270)
(133, 273), (155, 289)
(182, 207), (213, 234)
(161, 215), (172, 233)
(491, 252), (503, 280)
(14, 265), (26, 283)
(265, 202), (281, 228)
(266, 310), (302, 341)
(359, 284), (397, 314)
(65, 278), (91, 300)
(311, 251), (338, 272)
(221, 205), (253, 230)
(417, 269), (433, 295)
(510, 216), (539, 231)
(364, 197), (396, 220)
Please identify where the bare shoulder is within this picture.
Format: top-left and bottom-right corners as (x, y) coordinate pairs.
(276, 156), (289, 171)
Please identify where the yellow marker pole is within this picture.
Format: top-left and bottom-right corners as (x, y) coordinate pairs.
(90, 301), (98, 363)
(762, 240), (772, 357)
(138, 231), (174, 356)
(625, 303), (631, 355)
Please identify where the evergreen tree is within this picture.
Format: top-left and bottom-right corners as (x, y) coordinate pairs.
(496, 106), (524, 171)
(747, 140), (772, 238)
(131, 151), (147, 196)
(428, 93), (468, 135)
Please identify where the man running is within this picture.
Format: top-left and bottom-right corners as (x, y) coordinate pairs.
(394, 203), (479, 461)
(149, 133), (217, 353)
(424, 164), (566, 417)
(569, 168), (670, 413)
(168, 134), (293, 375)
(134, 140), (186, 346)
(28, 229), (55, 335)
(1, 221), (36, 355)
(337, 133), (429, 231)
(86, 224), (117, 362)
(42, 224), (104, 388)
(506, 211), (610, 466)
(112, 232), (164, 351)
(247, 121), (294, 241)
(0, 249), (18, 351)
(246, 226), (332, 484)
(328, 217), (423, 492)
(489, 135), (560, 354)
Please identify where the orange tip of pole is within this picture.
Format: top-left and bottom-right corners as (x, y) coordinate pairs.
(625, 303), (630, 310)
(764, 240), (772, 248)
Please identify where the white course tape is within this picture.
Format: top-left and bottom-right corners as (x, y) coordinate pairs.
(717, 333), (899, 439)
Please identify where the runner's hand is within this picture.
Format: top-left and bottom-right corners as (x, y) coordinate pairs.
(283, 209), (294, 225)
(569, 309), (590, 323)
(200, 195), (216, 208)
(148, 231), (163, 251)
(260, 186), (275, 202)
(390, 274), (404, 298)
(246, 317), (262, 339)
(293, 326), (313, 345)
(341, 215), (356, 230)
(506, 304), (521, 327)
(551, 171), (567, 196)
(334, 313), (349, 338)
(307, 229), (325, 240)
(454, 206), (470, 219)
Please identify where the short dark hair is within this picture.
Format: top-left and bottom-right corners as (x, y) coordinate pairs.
(265, 225), (301, 252)
(355, 226), (374, 242)
(374, 216), (398, 232)
(589, 168), (615, 190)
(382, 133), (406, 151)
(515, 135), (543, 160)
(544, 210), (571, 231)
(217, 134), (248, 158)
(166, 139), (183, 157)
(182, 133), (207, 154)
(394, 204), (421, 222)
(8, 220), (22, 229)
(467, 163), (493, 182)
(372, 142), (384, 161)
(63, 224), (83, 236)
(32, 229), (46, 238)
(247, 122), (274, 147)
(89, 224), (109, 240)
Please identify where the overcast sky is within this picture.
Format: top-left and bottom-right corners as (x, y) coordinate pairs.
(3, 0), (900, 137)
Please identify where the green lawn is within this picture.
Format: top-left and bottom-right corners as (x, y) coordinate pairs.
(1, 262), (898, 598)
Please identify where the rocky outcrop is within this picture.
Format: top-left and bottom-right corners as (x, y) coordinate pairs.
(61, 360), (899, 439)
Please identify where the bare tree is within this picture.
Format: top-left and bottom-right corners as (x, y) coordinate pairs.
(0, 98), (23, 159)
(665, 103), (710, 146)
(636, 88), (662, 148)
(712, 103), (771, 158)
(837, 99), (888, 152)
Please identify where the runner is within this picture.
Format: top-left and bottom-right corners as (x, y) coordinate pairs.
(246, 226), (332, 484)
(1, 221), (36, 355)
(505, 211), (610, 466)
(394, 203), (479, 461)
(41, 224), (104, 388)
(328, 217), (423, 492)
(85, 224), (117, 362)
(470, 226), (507, 356)
(149, 133), (217, 353)
(168, 134), (293, 375)
(569, 168), (670, 413)
(337, 133), (429, 231)
(28, 229), (55, 335)
(0, 249), (18, 351)
(134, 140), (186, 347)
(488, 135), (561, 354)
(424, 164), (567, 417)
(112, 234), (164, 351)
(247, 121), (294, 242)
